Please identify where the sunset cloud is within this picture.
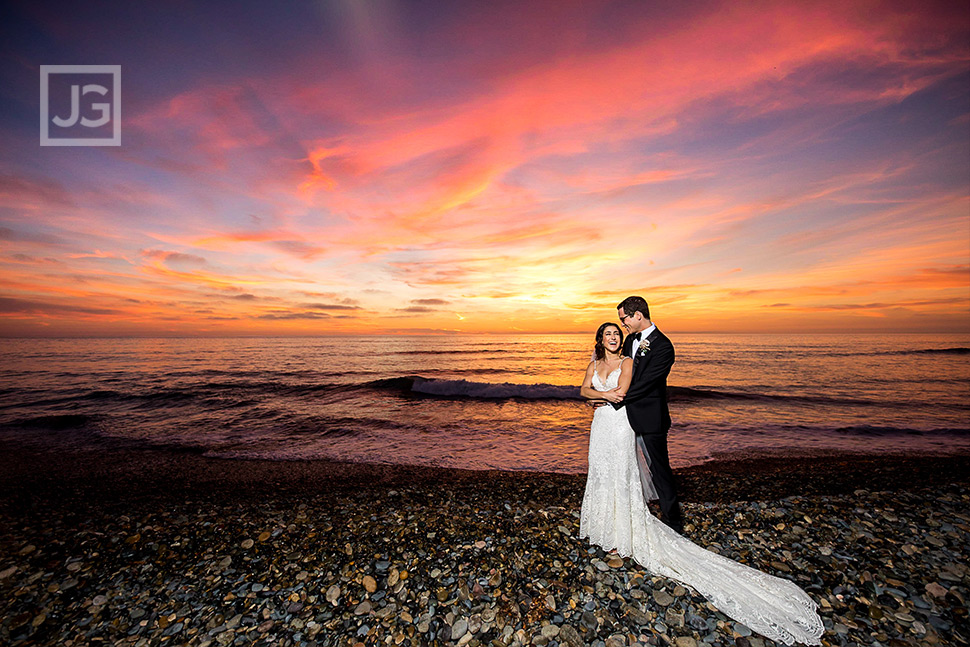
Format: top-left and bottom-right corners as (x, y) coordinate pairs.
(0, 0), (967, 335)
(141, 249), (208, 266)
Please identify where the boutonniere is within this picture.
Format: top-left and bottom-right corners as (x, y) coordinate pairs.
(638, 339), (651, 356)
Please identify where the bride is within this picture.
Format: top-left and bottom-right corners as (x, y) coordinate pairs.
(579, 322), (824, 646)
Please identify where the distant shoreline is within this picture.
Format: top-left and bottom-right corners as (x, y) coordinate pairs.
(3, 332), (970, 339)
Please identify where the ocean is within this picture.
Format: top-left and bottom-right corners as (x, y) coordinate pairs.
(1, 334), (968, 473)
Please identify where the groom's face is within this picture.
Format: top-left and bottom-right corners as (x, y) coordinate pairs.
(618, 307), (639, 333)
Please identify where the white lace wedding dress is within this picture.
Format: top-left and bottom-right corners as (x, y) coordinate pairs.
(579, 366), (824, 646)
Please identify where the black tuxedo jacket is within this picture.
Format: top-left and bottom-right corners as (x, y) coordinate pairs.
(612, 327), (674, 436)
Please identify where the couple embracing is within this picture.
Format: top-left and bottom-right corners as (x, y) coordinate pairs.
(577, 296), (824, 646)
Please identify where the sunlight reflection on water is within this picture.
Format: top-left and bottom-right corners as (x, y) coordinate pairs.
(1, 334), (968, 472)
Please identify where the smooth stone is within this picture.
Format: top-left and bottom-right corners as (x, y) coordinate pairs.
(625, 604), (652, 625)
(675, 638), (697, 647)
(355, 601), (372, 615)
(468, 614), (482, 634)
(162, 622), (184, 636)
(240, 539), (254, 549)
(687, 613), (708, 630)
(928, 616), (951, 631)
(734, 622), (752, 637)
(558, 624), (584, 647)
(666, 609), (685, 628)
(363, 575), (377, 593)
(653, 590), (675, 606)
(541, 624), (560, 638)
(925, 583), (948, 598)
(452, 618), (468, 638)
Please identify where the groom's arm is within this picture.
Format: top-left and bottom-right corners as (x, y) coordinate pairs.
(611, 339), (674, 408)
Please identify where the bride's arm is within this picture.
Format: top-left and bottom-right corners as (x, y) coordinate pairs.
(579, 361), (603, 400)
(582, 361), (626, 403)
(614, 357), (634, 398)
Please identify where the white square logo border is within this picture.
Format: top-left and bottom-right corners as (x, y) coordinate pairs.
(40, 65), (121, 146)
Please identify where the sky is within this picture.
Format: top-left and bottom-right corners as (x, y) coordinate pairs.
(1, 0), (968, 336)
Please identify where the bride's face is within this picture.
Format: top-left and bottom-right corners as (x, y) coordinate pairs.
(602, 326), (622, 354)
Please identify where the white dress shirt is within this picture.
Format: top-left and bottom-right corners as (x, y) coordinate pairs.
(630, 323), (656, 357)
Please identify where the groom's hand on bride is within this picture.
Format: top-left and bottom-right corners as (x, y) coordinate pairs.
(602, 389), (625, 404)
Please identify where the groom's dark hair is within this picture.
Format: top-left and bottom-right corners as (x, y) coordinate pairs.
(617, 295), (650, 319)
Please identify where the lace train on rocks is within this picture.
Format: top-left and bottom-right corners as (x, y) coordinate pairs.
(579, 368), (823, 646)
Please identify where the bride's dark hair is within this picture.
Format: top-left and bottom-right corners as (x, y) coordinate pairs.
(594, 322), (624, 361)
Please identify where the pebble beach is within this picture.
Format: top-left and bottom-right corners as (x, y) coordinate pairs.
(1, 447), (967, 647)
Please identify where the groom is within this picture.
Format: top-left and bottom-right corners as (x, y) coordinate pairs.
(614, 295), (684, 533)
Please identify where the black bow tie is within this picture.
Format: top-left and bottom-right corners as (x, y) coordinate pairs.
(632, 332), (642, 341)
